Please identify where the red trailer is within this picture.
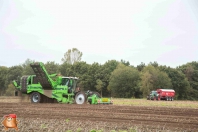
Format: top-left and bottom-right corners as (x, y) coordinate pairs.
(156, 89), (175, 101)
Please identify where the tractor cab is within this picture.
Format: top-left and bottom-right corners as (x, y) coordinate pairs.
(151, 91), (157, 96)
(147, 90), (158, 100)
(61, 77), (78, 93)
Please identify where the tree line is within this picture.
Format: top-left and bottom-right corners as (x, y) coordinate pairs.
(0, 48), (198, 100)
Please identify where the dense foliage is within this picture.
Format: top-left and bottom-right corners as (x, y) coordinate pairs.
(0, 49), (197, 100)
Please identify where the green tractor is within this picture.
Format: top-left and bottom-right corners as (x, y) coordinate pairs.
(147, 90), (158, 100)
(13, 62), (113, 105)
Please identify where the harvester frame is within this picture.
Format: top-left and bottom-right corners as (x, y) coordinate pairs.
(13, 62), (113, 105)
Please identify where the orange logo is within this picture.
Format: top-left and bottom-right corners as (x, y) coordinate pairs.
(1, 114), (19, 131)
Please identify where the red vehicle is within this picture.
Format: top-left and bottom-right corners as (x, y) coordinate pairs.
(156, 89), (175, 101)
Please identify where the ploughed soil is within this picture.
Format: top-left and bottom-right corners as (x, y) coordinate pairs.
(0, 102), (198, 132)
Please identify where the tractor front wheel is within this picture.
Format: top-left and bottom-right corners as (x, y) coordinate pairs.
(75, 92), (87, 104)
(31, 92), (42, 103)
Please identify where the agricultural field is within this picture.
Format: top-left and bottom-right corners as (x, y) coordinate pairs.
(0, 97), (198, 132)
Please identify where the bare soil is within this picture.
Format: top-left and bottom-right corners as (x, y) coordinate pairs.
(0, 101), (198, 132)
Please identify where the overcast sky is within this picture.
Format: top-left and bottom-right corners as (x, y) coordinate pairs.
(0, 0), (198, 68)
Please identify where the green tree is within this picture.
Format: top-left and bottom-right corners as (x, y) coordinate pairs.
(59, 62), (72, 76)
(61, 48), (83, 65)
(176, 62), (198, 100)
(0, 66), (8, 95)
(95, 79), (103, 96)
(140, 71), (153, 97)
(159, 65), (190, 100)
(4, 65), (23, 95)
(4, 83), (15, 96)
(136, 62), (145, 71)
(140, 65), (172, 97)
(120, 59), (130, 66)
(108, 64), (140, 98)
(88, 62), (102, 92)
(149, 61), (159, 68)
(184, 65), (194, 81)
(63, 61), (91, 91)
(99, 60), (119, 96)
(21, 59), (35, 75)
(44, 61), (59, 75)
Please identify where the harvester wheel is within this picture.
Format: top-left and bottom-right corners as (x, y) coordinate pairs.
(31, 92), (42, 103)
(75, 92), (87, 104)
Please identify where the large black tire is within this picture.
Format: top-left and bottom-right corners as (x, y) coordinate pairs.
(75, 92), (87, 104)
(21, 76), (29, 93)
(31, 92), (42, 103)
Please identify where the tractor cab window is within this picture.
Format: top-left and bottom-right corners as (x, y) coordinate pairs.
(61, 78), (70, 86)
(69, 79), (78, 92)
(61, 78), (78, 93)
(68, 79), (75, 93)
(68, 79), (73, 87)
(32, 76), (38, 84)
(28, 78), (31, 85)
(72, 80), (77, 91)
(151, 91), (157, 96)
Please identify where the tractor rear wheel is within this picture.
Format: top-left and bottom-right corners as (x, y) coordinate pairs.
(31, 92), (42, 103)
(75, 92), (87, 104)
